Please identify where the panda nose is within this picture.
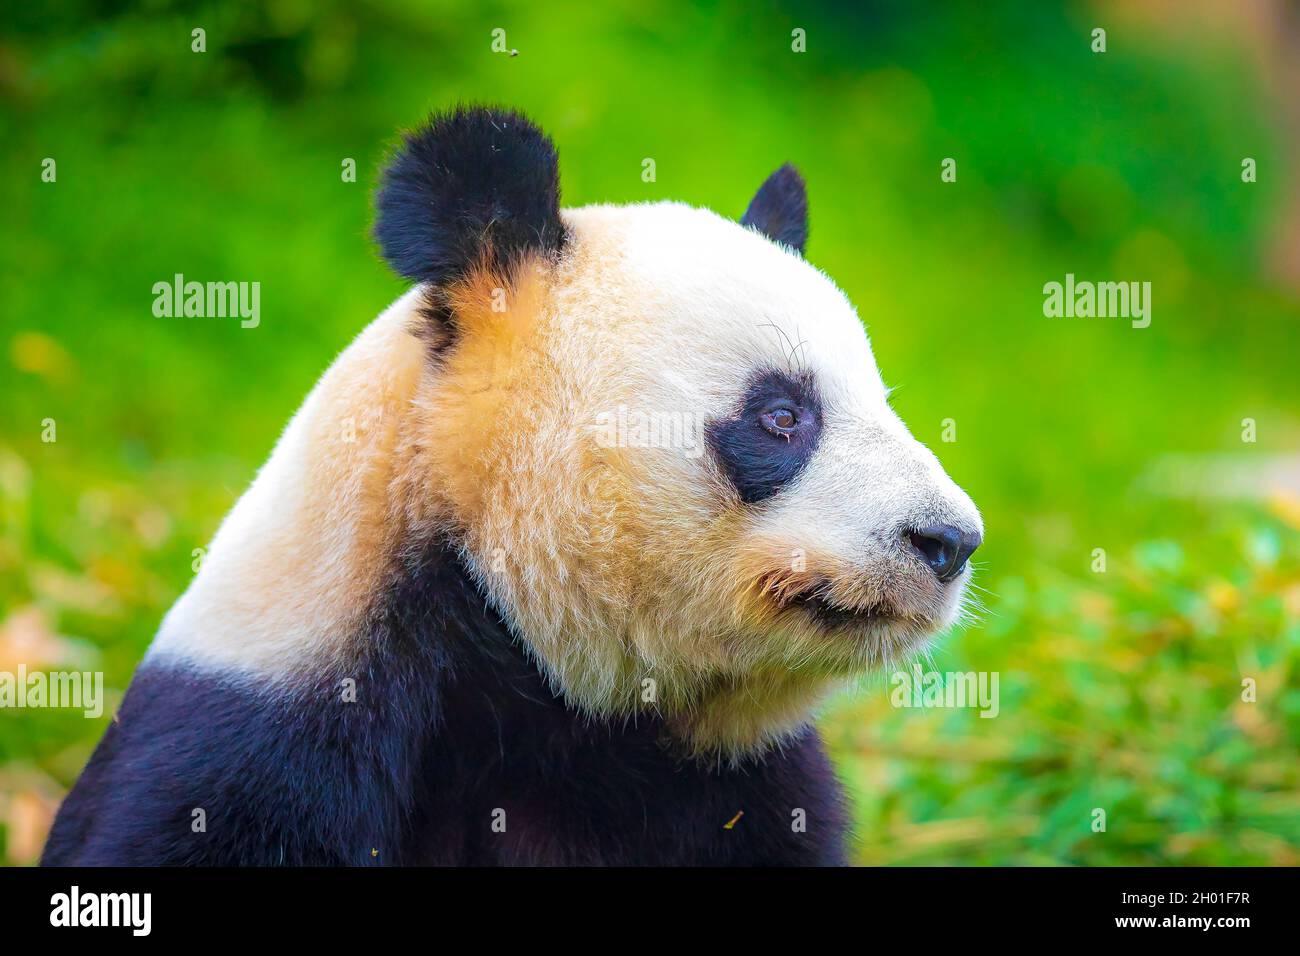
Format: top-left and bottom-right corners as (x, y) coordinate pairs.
(906, 525), (982, 582)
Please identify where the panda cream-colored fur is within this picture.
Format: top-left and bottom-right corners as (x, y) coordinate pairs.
(43, 107), (981, 866)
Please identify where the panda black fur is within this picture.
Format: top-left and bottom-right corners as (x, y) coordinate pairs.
(43, 106), (982, 866)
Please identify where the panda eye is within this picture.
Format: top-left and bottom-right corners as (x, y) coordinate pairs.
(760, 406), (799, 437)
(709, 370), (823, 504)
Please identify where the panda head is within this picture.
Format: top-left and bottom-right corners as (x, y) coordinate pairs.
(375, 107), (983, 756)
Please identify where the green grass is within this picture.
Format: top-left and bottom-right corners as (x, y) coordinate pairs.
(2, 1), (1297, 865)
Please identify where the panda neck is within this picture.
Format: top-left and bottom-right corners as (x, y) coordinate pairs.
(375, 532), (836, 764)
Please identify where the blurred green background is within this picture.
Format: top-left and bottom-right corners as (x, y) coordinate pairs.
(2, 0), (1298, 865)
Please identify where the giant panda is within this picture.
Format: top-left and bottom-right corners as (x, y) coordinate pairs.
(42, 106), (982, 866)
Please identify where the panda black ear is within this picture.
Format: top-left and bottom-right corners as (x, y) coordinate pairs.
(740, 164), (808, 255)
(373, 106), (566, 286)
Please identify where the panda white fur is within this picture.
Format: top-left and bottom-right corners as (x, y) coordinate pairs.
(43, 107), (982, 866)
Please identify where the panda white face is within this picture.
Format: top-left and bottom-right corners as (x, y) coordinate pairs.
(421, 195), (982, 756)
(603, 199), (984, 653)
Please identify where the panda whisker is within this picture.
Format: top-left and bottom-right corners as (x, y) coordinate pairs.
(756, 322), (811, 376)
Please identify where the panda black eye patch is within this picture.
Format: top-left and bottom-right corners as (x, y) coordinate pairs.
(707, 369), (824, 504)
